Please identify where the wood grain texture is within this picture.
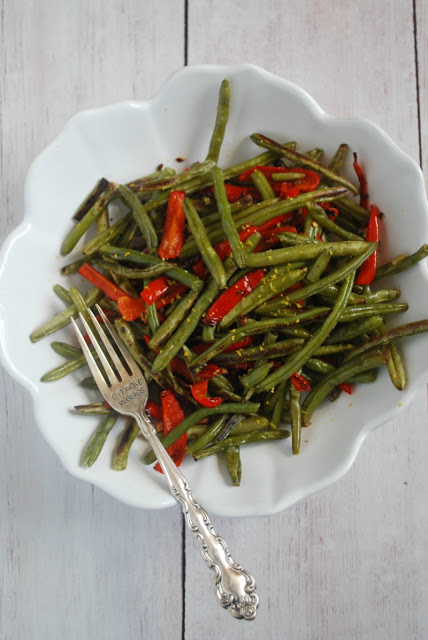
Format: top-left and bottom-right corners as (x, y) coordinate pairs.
(0, 2), (184, 639)
(185, 1), (428, 638)
(1, 0), (427, 639)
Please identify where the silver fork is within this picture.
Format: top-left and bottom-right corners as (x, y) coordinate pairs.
(71, 304), (259, 620)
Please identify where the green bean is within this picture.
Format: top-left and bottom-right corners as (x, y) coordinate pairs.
(278, 232), (319, 246)
(251, 169), (276, 200)
(225, 446), (242, 486)
(207, 79), (230, 163)
(68, 287), (95, 333)
(192, 310), (329, 371)
(305, 148), (324, 161)
(60, 256), (104, 276)
(83, 214), (131, 256)
(117, 185), (158, 251)
(30, 286), (103, 342)
(144, 402), (260, 464)
(374, 245), (428, 280)
(241, 362), (274, 391)
(192, 430), (289, 460)
(335, 197), (370, 223)
(73, 177), (111, 221)
(51, 341), (82, 359)
(349, 370), (378, 384)
(304, 357), (336, 376)
(306, 203), (362, 241)
(375, 324), (407, 391)
(271, 381), (288, 428)
(365, 289), (401, 304)
(210, 375), (243, 402)
(182, 199), (227, 287)
(61, 185), (116, 255)
(229, 416), (270, 436)
(302, 348), (390, 424)
(149, 289), (200, 349)
(305, 250), (331, 283)
(338, 302), (408, 322)
(82, 415), (119, 467)
(250, 133), (359, 195)
(255, 245), (376, 307)
(211, 166), (247, 268)
(100, 244), (203, 291)
(96, 206), (110, 234)
(245, 240), (372, 268)
(256, 274), (355, 392)
(40, 354), (88, 381)
(328, 143), (349, 175)
(313, 344), (354, 355)
(53, 284), (73, 306)
(213, 338), (304, 365)
(113, 419), (140, 470)
(152, 277), (224, 373)
(219, 267), (307, 328)
(74, 402), (114, 415)
(78, 377), (99, 390)
(326, 315), (383, 344)
(102, 261), (177, 279)
(186, 415), (230, 455)
(271, 172), (306, 181)
(179, 187), (348, 259)
(290, 385), (302, 454)
(125, 167), (175, 193)
(142, 160), (215, 192)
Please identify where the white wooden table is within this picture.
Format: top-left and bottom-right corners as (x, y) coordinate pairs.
(1, 2), (427, 638)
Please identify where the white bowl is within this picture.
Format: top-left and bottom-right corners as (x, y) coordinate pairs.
(1, 64), (427, 517)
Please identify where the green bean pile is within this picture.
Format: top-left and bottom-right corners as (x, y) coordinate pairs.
(31, 79), (428, 486)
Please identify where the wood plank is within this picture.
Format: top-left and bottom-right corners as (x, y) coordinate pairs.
(185, 1), (428, 637)
(0, 1), (184, 638)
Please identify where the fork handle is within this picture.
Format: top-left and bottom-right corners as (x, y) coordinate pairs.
(135, 413), (259, 620)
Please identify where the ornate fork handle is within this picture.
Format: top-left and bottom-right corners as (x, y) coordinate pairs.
(135, 413), (259, 620)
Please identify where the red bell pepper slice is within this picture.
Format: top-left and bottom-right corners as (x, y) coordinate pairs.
(279, 184), (301, 199)
(257, 213), (294, 232)
(352, 152), (369, 211)
(78, 262), (129, 302)
(210, 183), (251, 203)
(146, 400), (162, 421)
(190, 380), (224, 407)
(197, 364), (227, 380)
(254, 225), (297, 252)
(291, 372), (311, 392)
(158, 190), (186, 259)
(140, 277), (170, 305)
(193, 225), (258, 279)
(155, 282), (188, 309)
(154, 390), (187, 472)
(203, 269), (265, 326)
(238, 165), (320, 193)
(337, 383), (352, 395)
(355, 204), (379, 285)
(117, 296), (147, 321)
(223, 336), (253, 352)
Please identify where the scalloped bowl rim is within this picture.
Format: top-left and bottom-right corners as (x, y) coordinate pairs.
(1, 64), (427, 517)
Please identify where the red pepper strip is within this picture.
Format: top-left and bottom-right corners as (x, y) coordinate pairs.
(355, 204), (380, 285)
(291, 372), (311, 392)
(352, 152), (369, 211)
(209, 183), (251, 203)
(158, 190), (186, 259)
(279, 184), (301, 199)
(238, 166), (321, 192)
(191, 342), (211, 355)
(257, 213), (295, 232)
(155, 283), (188, 309)
(254, 225), (298, 252)
(146, 400), (162, 421)
(154, 390), (187, 472)
(338, 383), (352, 395)
(203, 269), (265, 326)
(197, 364), (227, 380)
(193, 225), (258, 279)
(223, 336), (253, 352)
(78, 262), (129, 302)
(117, 296), (147, 321)
(190, 380), (224, 408)
(140, 276), (170, 305)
